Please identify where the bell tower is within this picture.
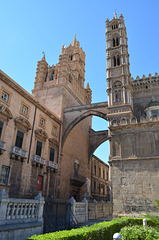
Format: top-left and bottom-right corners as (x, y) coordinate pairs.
(106, 13), (133, 123)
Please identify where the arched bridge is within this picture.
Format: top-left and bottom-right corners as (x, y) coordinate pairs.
(62, 101), (109, 158)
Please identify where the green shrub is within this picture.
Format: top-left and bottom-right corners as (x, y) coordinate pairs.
(24, 217), (158, 240)
(120, 225), (159, 240)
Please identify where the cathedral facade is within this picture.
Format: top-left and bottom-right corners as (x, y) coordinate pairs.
(0, 12), (159, 218)
(106, 13), (159, 216)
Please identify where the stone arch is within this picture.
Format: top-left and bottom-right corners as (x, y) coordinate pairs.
(62, 110), (107, 149)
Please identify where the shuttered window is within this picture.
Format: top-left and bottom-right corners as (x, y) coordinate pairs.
(15, 130), (24, 148)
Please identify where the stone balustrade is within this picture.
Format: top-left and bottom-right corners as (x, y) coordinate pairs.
(10, 146), (28, 159)
(32, 154), (45, 165)
(0, 189), (45, 240)
(68, 197), (112, 225)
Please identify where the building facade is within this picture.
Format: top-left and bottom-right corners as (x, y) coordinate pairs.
(91, 155), (110, 201)
(0, 36), (108, 203)
(106, 13), (159, 216)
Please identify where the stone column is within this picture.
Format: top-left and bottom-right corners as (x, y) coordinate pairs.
(82, 197), (88, 222)
(34, 193), (45, 223)
(0, 189), (9, 225)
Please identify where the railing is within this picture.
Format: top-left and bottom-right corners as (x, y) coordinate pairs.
(47, 161), (58, 169)
(0, 140), (6, 151)
(32, 155), (45, 165)
(0, 189), (45, 225)
(10, 146), (28, 158)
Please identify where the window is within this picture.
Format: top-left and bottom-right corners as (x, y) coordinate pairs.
(40, 118), (45, 127)
(103, 170), (105, 179)
(15, 130), (24, 148)
(94, 165), (96, 175)
(49, 147), (55, 162)
(94, 181), (96, 192)
(99, 168), (101, 178)
(37, 175), (43, 191)
(113, 37), (119, 47)
(70, 55), (73, 61)
(0, 121), (3, 138)
(98, 183), (101, 193)
(52, 126), (57, 135)
(1, 91), (9, 102)
(50, 71), (54, 81)
(0, 165), (10, 185)
(22, 105), (28, 115)
(36, 141), (42, 157)
(69, 75), (72, 83)
(44, 72), (48, 82)
(113, 38), (115, 47)
(117, 55), (120, 65)
(114, 56), (116, 67)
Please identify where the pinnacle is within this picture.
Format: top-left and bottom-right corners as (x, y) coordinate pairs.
(42, 52), (46, 61)
(71, 33), (76, 46)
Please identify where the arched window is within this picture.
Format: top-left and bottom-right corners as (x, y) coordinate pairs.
(44, 72), (47, 82)
(117, 55), (120, 66)
(113, 81), (122, 103)
(113, 56), (116, 67)
(116, 37), (119, 46)
(50, 71), (54, 81)
(113, 38), (115, 47)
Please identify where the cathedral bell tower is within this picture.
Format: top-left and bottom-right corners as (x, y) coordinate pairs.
(106, 13), (133, 124)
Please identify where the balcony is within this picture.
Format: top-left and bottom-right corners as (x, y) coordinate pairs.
(47, 160), (58, 171)
(10, 146), (28, 160)
(70, 174), (86, 187)
(0, 140), (6, 154)
(32, 155), (45, 166)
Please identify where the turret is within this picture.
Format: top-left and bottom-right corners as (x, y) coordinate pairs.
(34, 53), (48, 90)
(106, 13), (133, 123)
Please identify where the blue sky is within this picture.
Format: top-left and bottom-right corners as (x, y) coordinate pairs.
(0, 0), (159, 163)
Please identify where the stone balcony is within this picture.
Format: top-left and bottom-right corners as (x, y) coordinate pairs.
(70, 174), (85, 187)
(0, 140), (6, 155)
(32, 155), (45, 166)
(47, 160), (58, 171)
(10, 146), (28, 160)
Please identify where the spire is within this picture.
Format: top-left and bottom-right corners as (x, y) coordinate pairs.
(71, 34), (76, 46)
(113, 10), (117, 19)
(86, 82), (90, 90)
(42, 52), (46, 61)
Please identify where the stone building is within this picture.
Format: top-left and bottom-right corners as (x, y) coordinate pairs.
(91, 155), (110, 201)
(0, 36), (109, 203)
(106, 13), (159, 216)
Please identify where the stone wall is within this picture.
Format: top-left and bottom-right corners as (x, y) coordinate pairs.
(112, 159), (159, 217)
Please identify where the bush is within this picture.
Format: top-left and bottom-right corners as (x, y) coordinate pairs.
(24, 217), (158, 240)
(120, 225), (159, 240)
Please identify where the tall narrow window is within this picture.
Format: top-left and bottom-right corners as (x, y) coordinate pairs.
(117, 55), (120, 66)
(116, 37), (119, 46)
(0, 165), (10, 185)
(0, 121), (3, 138)
(44, 72), (48, 82)
(94, 181), (96, 192)
(114, 56), (116, 67)
(103, 170), (105, 179)
(15, 130), (24, 148)
(94, 165), (96, 175)
(99, 167), (101, 178)
(113, 38), (115, 47)
(50, 71), (54, 81)
(49, 147), (55, 162)
(36, 141), (42, 157)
